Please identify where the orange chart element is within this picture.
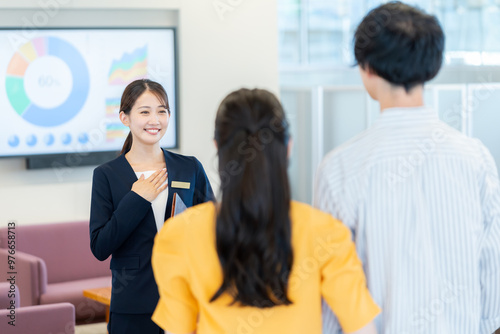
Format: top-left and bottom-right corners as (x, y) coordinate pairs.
(108, 45), (148, 85)
(6, 52), (29, 77)
(108, 59), (148, 85)
(6, 37), (47, 77)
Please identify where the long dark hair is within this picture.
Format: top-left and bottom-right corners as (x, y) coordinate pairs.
(120, 79), (170, 155)
(211, 88), (293, 308)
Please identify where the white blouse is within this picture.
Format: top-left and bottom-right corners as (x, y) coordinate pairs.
(135, 170), (168, 232)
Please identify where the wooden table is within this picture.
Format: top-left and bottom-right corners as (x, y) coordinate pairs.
(83, 287), (111, 323)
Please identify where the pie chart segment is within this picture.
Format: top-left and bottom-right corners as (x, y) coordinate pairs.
(6, 52), (29, 76)
(19, 41), (38, 62)
(32, 37), (47, 57)
(5, 76), (30, 116)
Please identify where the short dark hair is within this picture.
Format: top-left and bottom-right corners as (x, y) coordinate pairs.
(354, 1), (445, 92)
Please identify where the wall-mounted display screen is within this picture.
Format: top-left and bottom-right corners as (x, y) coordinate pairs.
(0, 28), (177, 158)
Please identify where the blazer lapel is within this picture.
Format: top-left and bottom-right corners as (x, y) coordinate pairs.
(163, 149), (175, 221)
(116, 154), (139, 189)
(116, 150), (175, 223)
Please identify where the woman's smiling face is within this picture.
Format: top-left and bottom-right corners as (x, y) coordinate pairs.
(120, 90), (170, 147)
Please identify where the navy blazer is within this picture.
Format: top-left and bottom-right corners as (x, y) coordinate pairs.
(89, 149), (214, 314)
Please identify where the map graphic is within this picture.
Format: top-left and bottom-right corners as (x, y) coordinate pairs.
(5, 36), (90, 127)
(108, 46), (148, 85)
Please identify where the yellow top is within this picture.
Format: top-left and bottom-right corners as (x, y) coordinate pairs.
(152, 201), (380, 334)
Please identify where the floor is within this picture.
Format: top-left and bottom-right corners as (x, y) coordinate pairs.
(73, 322), (500, 334)
(75, 322), (108, 334)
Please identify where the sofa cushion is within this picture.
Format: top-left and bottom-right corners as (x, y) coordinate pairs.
(40, 276), (111, 322)
(0, 221), (110, 284)
(0, 248), (46, 306)
(0, 303), (75, 334)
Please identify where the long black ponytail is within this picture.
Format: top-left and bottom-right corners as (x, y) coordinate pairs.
(211, 88), (293, 308)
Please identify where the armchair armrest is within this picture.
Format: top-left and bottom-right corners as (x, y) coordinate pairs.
(0, 282), (19, 309)
(0, 249), (47, 306)
(0, 302), (75, 334)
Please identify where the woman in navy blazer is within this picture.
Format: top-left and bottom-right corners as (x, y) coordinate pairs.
(90, 79), (214, 334)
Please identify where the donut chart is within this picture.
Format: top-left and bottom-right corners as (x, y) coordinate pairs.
(5, 36), (90, 127)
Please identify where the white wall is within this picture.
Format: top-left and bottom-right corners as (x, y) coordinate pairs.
(0, 0), (279, 227)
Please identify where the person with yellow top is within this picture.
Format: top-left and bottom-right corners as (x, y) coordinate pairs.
(151, 88), (380, 334)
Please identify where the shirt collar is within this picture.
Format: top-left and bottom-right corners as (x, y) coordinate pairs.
(374, 106), (439, 126)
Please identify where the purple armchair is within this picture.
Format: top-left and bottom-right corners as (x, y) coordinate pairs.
(0, 221), (111, 323)
(0, 282), (75, 334)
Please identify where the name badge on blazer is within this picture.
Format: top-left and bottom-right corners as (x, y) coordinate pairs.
(171, 181), (191, 189)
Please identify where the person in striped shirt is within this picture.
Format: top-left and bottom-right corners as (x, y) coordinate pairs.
(315, 2), (500, 334)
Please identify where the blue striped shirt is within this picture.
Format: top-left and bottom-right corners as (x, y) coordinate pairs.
(314, 107), (500, 334)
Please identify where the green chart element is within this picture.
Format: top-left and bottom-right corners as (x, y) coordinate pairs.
(5, 76), (30, 116)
